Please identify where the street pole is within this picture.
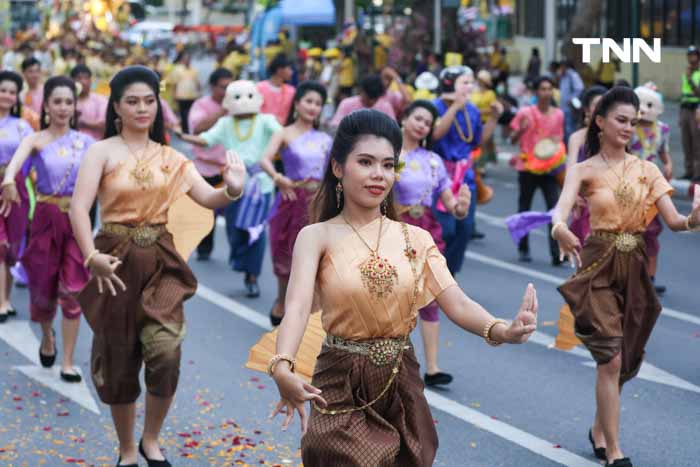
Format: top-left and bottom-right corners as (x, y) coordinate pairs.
(544, 0), (556, 65)
(631, 0), (639, 87)
(434, 0), (441, 54)
(344, 0), (353, 24)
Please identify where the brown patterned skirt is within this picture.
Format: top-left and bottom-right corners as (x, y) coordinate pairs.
(558, 232), (662, 385)
(301, 343), (437, 467)
(78, 229), (197, 404)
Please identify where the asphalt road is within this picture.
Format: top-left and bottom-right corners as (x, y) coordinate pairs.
(1, 156), (698, 466)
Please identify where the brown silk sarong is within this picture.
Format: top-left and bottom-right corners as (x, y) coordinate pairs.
(558, 233), (661, 384)
(78, 231), (197, 404)
(301, 344), (437, 467)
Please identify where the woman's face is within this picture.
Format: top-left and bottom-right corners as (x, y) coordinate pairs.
(44, 86), (75, 127)
(0, 80), (19, 113)
(596, 103), (637, 149)
(114, 82), (158, 132)
(454, 73), (475, 97)
(402, 107), (434, 143)
(333, 135), (396, 211)
(295, 90), (323, 123)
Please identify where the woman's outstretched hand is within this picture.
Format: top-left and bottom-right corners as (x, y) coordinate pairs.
(503, 283), (538, 344)
(270, 367), (327, 434)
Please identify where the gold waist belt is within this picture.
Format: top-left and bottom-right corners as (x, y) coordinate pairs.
(398, 204), (426, 219)
(292, 179), (321, 192)
(37, 194), (71, 213)
(101, 223), (167, 247)
(590, 231), (643, 253)
(325, 334), (410, 367)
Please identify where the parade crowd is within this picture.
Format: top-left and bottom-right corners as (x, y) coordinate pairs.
(1, 20), (700, 467)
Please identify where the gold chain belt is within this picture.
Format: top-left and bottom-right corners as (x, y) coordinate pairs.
(292, 179), (321, 193)
(37, 194), (71, 213)
(590, 231), (643, 253)
(325, 334), (410, 367)
(101, 223), (167, 247)
(398, 204), (426, 219)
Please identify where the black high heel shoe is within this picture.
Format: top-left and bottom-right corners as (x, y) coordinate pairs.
(39, 329), (56, 368)
(269, 301), (283, 326)
(588, 428), (607, 460)
(115, 456), (137, 467)
(606, 457), (633, 467)
(139, 439), (171, 467)
(7, 305), (16, 316)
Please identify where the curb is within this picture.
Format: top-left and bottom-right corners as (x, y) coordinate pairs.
(495, 152), (693, 200)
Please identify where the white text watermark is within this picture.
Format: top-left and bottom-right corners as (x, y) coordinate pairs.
(572, 38), (661, 64)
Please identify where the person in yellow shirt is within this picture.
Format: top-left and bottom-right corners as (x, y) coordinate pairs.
(338, 47), (356, 101)
(595, 57), (619, 89)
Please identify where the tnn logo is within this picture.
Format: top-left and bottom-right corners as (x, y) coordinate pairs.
(572, 38), (661, 64)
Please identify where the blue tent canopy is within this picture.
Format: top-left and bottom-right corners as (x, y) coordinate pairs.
(280, 0), (336, 26)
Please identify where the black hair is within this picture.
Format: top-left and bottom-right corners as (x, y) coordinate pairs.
(209, 67), (234, 86)
(531, 47), (540, 57)
(533, 76), (554, 90)
(309, 109), (402, 223)
(0, 71), (24, 118)
(267, 53), (291, 77)
(359, 74), (385, 100)
(285, 80), (327, 127)
(584, 86), (639, 158)
(174, 50), (190, 64)
(40, 76), (78, 130)
(104, 65), (166, 144)
(402, 99), (439, 149)
(581, 85), (608, 110)
(614, 79), (632, 88)
(70, 64), (92, 78)
(21, 57), (40, 72)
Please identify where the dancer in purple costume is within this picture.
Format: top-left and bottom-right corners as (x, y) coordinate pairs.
(396, 100), (471, 386)
(0, 71), (33, 321)
(1, 76), (94, 382)
(260, 81), (332, 326)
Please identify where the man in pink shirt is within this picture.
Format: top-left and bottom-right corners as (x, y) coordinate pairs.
(509, 76), (565, 265)
(256, 53), (295, 125)
(330, 74), (396, 127)
(71, 64), (108, 141)
(21, 57), (43, 115)
(380, 66), (411, 118)
(188, 68), (235, 260)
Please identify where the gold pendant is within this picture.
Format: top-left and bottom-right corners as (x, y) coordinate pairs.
(614, 181), (634, 208)
(359, 251), (398, 300)
(58, 147), (68, 157)
(130, 160), (154, 188)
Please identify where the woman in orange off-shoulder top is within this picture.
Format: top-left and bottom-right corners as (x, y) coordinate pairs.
(68, 66), (246, 467)
(553, 87), (700, 467)
(267, 109), (539, 467)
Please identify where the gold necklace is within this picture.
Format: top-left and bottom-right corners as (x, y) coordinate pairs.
(233, 115), (256, 141)
(601, 153), (634, 208)
(453, 108), (474, 143)
(122, 136), (155, 189)
(343, 215), (398, 300)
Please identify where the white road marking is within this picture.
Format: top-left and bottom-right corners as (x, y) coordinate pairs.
(529, 331), (700, 394)
(425, 391), (599, 467)
(464, 250), (700, 327)
(195, 283), (597, 466)
(0, 320), (100, 414)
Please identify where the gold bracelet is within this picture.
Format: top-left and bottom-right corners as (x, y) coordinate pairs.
(686, 214), (700, 232)
(83, 250), (100, 268)
(267, 353), (296, 376)
(551, 221), (568, 240)
(223, 186), (243, 201)
(483, 318), (508, 346)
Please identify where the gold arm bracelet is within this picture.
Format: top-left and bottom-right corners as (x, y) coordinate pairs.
(223, 186), (243, 201)
(685, 215), (700, 232)
(267, 354), (296, 376)
(483, 318), (508, 346)
(83, 250), (100, 268)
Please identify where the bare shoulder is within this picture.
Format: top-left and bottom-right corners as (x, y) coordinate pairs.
(297, 223), (330, 249)
(85, 137), (119, 160)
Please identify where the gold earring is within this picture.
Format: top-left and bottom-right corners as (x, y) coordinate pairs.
(335, 181), (343, 208)
(381, 198), (387, 215)
(43, 113), (50, 125)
